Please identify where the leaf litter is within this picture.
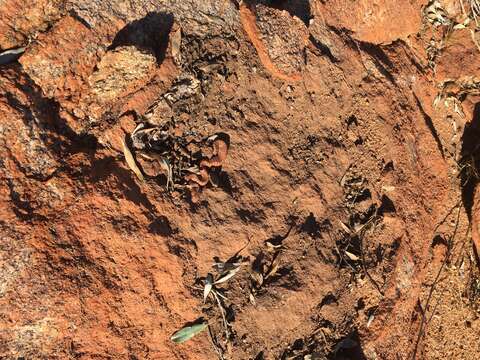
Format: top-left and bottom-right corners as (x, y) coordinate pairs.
(171, 321), (208, 343)
(174, 243), (249, 353)
(213, 265), (242, 285)
(204, 273), (214, 303)
(122, 136), (144, 182)
(120, 69), (230, 202)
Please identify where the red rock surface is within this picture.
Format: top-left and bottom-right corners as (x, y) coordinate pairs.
(1, 1), (479, 359)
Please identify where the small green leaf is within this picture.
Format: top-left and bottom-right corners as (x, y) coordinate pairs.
(171, 322), (208, 343)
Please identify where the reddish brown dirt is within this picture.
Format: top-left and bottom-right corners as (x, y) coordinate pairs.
(1, 1), (479, 359)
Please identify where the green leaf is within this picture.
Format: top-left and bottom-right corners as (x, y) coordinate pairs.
(171, 322), (208, 343)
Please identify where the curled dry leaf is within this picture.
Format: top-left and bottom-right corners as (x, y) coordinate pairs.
(132, 123), (144, 135)
(265, 255), (280, 279)
(265, 241), (282, 251)
(199, 139), (228, 168)
(160, 158), (174, 190)
(214, 266), (241, 285)
(204, 273), (213, 303)
(338, 220), (352, 234)
(122, 137), (144, 181)
(171, 321), (208, 343)
(250, 270), (264, 287)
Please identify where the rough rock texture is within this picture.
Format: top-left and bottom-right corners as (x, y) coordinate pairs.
(0, 0), (65, 50)
(312, 0), (427, 44)
(1, 0), (479, 360)
(255, 3), (309, 75)
(436, 29), (480, 80)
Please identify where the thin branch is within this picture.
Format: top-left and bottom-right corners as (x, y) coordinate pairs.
(208, 325), (226, 360)
(212, 289), (230, 339)
(411, 204), (461, 359)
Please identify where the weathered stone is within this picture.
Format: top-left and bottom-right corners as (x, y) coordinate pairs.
(0, 0), (65, 50)
(255, 4), (309, 75)
(313, 0), (426, 44)
(436, 29), (480, 80)
(88, 46), (157, 104)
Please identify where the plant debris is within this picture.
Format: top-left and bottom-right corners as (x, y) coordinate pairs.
(344, 250), (360, 261)
(197, 245), (250, 358)
(124, 120), (229, 202)
(425, 1), (451, 26)
(214, 265), (242, 285)
(122, 136), (145, 182)
(248, 247), (285, 305)
(204, 273), (214, 303)
(171, 321), (208, 343)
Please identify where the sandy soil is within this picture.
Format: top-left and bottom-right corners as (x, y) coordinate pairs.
(0, 0), (479, 359)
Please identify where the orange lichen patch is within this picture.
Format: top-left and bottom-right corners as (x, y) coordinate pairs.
(239, 2), (301, 82)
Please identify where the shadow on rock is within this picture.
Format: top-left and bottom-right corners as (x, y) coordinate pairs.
(109, 12), (174, 64)
(460, 101), (480, 267)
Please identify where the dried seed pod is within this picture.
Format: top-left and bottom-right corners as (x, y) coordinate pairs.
(185, 168), (209, 186)
(200, 139), (228, 168)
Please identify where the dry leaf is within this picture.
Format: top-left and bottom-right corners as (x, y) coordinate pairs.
(249, 292), (256, 305)
(250, 270), (264, 287)
(213, 261), (244, 273)
(132, 123), (144, 135)
(122, 138), (144, 181)
(265, 255), (280, 279)
(204, 273), (213, 303)
(367, 314), (375, 327)
(344, 250), (359, 261)
(211, 288), (228, 301)
(353, 223), (366, 234)
(214, 266), (241, 285)
(265, 241), (282, 251)
(338, 220), (351, 234)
